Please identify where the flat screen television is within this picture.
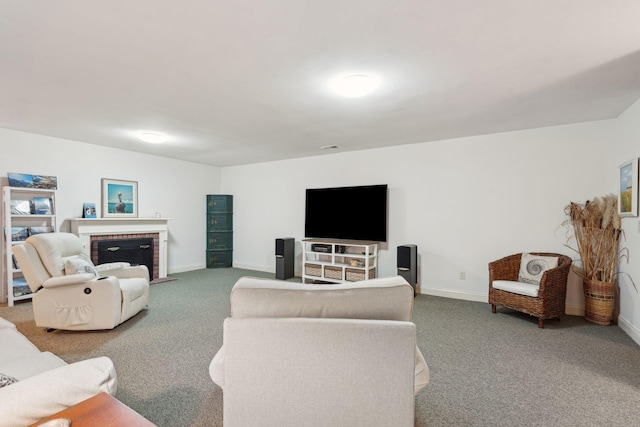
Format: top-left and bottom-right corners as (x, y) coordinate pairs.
(305, 184), (388, 242)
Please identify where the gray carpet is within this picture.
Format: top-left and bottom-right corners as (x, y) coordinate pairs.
(2, 268), (640, 426)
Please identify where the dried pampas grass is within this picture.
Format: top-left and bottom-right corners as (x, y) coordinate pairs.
(564, 194), (622, 283)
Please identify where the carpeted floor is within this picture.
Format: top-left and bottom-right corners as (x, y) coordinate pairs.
(1, 268), (639, 426)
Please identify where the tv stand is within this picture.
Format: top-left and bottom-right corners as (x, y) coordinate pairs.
(302, 239), (378, 284)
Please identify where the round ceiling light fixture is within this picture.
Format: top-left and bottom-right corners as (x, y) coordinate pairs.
(138, 132), (168, 144)
(330, 74), (380, 98)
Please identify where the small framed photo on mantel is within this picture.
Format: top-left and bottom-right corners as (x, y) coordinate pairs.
(618, 158), (638, 217)
(101, 178), (138, 218)
(83, 203), (97, 218)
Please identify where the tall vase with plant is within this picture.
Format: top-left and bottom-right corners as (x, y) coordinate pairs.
(564, 194), (627, 325)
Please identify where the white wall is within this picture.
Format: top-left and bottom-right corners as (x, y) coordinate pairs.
(0, 128), (221, 274)
(615, 98), (640, 343)
(222, 120), (615, 309)
(2, 116), (635, 340)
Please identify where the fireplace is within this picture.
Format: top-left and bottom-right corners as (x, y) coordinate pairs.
(71, 218), (169, 281)
(92, 237), (155, 279)
(89, 233), (159, 279)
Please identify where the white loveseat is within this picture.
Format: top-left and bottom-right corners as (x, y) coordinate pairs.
(210, 276), (429, 427)
(0, 317), (117, 427)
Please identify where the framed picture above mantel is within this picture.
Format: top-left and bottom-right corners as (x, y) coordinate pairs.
(618, 158), (638, 218)
(101, 178), (138, 218)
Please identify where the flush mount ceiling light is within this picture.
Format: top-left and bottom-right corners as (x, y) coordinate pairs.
(138, 132), (168, 144)
(330, 74), (380, 98)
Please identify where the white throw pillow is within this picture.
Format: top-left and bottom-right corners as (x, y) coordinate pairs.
(65, 256), (99, 278)
(0, 373), (18, 388)
(518, 253), (558, 285)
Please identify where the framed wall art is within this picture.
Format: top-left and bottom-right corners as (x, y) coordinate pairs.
(618, 158), (638, 217)
(102, 178), (138, 218)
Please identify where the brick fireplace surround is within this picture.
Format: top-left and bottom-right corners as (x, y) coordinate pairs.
(70, 218), (169, 280)
(90, 233), (159, 280)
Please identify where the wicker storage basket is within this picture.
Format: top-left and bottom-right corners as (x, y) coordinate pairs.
(345, 267), (376, 282)
(305, 264), (322, 277)
(324, 266), (343, 280)
(583, 279), (614, 325)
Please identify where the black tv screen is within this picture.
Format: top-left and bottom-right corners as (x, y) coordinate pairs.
(305, 184), (388, 242)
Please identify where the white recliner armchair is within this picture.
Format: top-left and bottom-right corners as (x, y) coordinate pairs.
(210, 275), (429, 427)
(12, 232), (149, 331)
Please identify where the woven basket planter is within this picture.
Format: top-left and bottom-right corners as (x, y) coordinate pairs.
(583, 279), (614, 326)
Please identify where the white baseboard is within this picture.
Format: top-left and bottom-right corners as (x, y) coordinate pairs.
(618, 315), (640, 347)
(232, 262), (274, 273)
(169, 263), (275, 275)
(168, 263), (205, 274)
(418, 286), (487, 303)
(418, 288), (589, 318)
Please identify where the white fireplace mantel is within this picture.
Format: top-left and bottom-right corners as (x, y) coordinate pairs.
(70, 218), (170, 278)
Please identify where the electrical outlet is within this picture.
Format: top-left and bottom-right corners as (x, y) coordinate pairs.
(459, 271), (466, 280)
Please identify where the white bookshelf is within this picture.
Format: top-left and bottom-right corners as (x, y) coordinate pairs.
(2, 186), (56, 306)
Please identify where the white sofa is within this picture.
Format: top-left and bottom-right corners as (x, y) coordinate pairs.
(0, 316), (117, 427)
(210, 276), (429, 427)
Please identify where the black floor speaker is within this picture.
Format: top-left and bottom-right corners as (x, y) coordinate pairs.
(275, 238), (294, 280)
(397, 244), (417, 296)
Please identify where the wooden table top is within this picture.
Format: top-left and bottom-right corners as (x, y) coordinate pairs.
(28, 393), (156, 427)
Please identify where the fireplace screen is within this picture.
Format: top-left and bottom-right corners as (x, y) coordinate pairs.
(93, 238), (154, 279)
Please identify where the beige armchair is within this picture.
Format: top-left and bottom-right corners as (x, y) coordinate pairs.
(210, 276), (429, 427)
(12, 232), (149, 331)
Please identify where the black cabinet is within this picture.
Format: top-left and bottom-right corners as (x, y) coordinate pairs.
(206, 195), (233, 268)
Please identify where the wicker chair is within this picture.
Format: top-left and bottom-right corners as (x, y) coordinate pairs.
(488, 252), (572, 328)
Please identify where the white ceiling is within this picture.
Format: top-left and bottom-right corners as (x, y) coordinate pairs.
(2, 1), (640, 167)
